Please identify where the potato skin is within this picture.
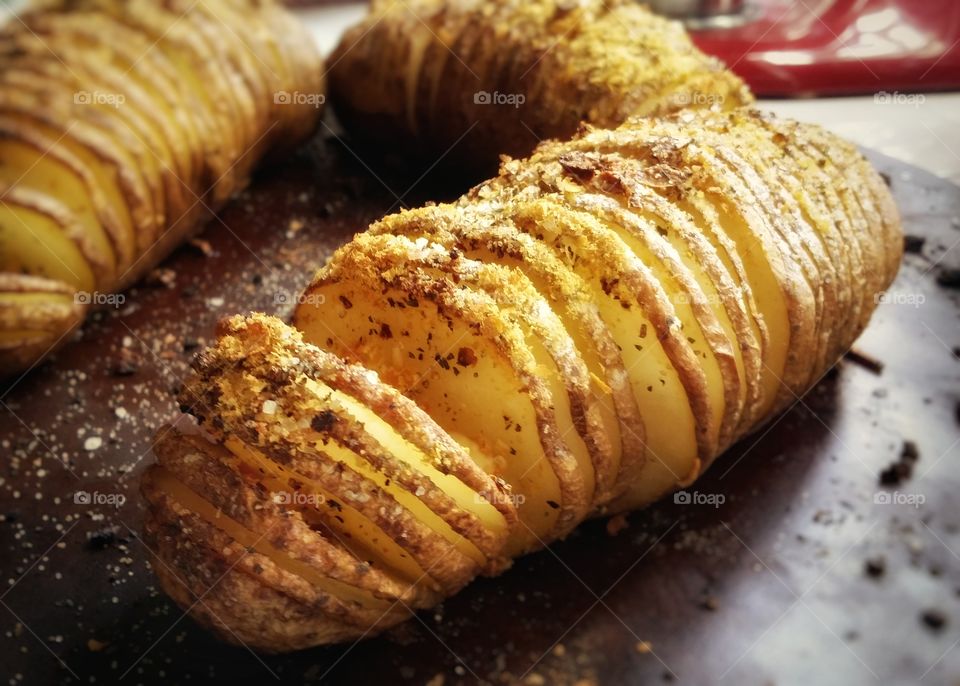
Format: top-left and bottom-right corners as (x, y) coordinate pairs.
(0, 0), (325, 376)
(329, 0), (752, 176)
(146, 109), (902, 652)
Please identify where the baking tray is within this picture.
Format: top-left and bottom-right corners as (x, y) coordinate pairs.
(1, 128), (958, 685)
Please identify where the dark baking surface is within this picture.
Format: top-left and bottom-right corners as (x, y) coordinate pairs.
(0, 129), (958, 686)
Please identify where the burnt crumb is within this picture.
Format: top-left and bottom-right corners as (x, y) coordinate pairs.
(110, 362), (138, 377)
(379, 323), (393, 339)
(904, 234), (926, 254)
(457, 346), (477, 367)
(182, 338), (200, 352)
(251, 273), (263, 285)
(879, 440), (920, 486)
(546, 500), (560, 510)
(1, 512), (17, 523)
(921, 609), (947, 632)
(181, 284), (198, 300)
(864, 556), (886, 579)
(844, 348), (884, 374)
(936, 268), (960, 289)
(86, 526), (124, 551)
(311, 410), (337, 433)
(880, 171), (892, 187)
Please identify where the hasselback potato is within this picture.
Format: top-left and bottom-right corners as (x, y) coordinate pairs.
(143, 109), (902, 651)
(328, 0), (753, 175)
(0, 0), (324, 375)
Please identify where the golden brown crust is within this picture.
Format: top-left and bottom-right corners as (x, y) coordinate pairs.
(0, 0), (325, 376)
(329, 0), (753, 176)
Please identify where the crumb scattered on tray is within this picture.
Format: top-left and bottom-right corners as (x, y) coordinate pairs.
(879, 440), (920, 486)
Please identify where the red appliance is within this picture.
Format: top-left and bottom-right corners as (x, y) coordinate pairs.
(654, 0), (960, 96)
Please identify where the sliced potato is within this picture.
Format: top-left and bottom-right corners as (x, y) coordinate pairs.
(508, 197), (707, 507)
(368, 205), (646, 509)
(296, 238), (592, 555)
(0, 118), (118, 287)
(0, 274), (83, 372)
(179, 314), (517, 585)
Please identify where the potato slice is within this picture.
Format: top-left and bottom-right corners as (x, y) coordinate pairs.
(0, 86), (153, 265)
(0, 32), (169, 238)
(0, 184), (96, 292)
(707, 113), (848, 378)
(170, 0), (261, 156)
(179, 314), (515, 585)
(78, 0), (242, 203)
(320, 233), (612, 508)
(1, 58), (174, 247)
(572, 123), (813, 417)
(368, 206), (646, 510)
(0, 274), (83, 372)
(0, 119), (118, 287)
(142, 468), (413, 652)
(17, 11), (197, 198)
(555, 162), (763, 443)
(152, 425), (439, 607)
(208, 315), (516, 547)
(559, 177), (743, 453)
(297, 240), (591, 555)
(507, 197), (707, 508)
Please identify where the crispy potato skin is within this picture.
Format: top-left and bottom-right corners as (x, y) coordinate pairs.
(329, 0), (752, 176)
(145, 109), (902, 652)
(0, 0), (324, 376)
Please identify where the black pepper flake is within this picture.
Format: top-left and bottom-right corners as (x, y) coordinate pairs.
(338, 295), (353, 309)
(864, 556), (886, 579)
(379, 323), (393, 339)
(546, 500), (560, 509)
(921, 609), (947, 631)
(311, 410), (337, 433)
